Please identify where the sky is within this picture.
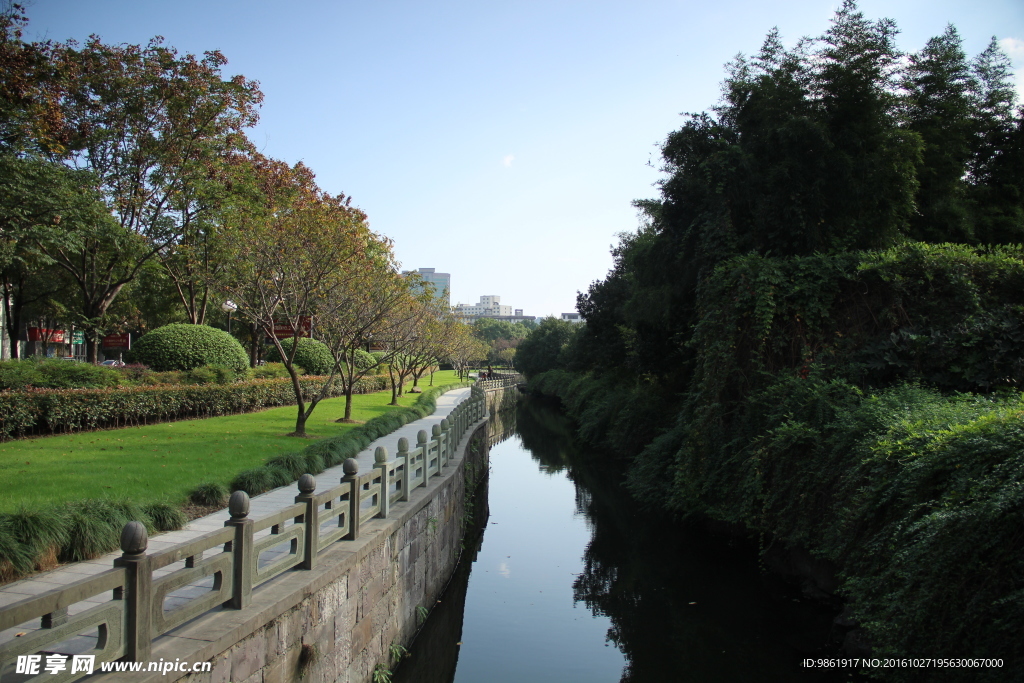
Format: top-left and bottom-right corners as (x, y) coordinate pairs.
(21, 0), (1024, 319)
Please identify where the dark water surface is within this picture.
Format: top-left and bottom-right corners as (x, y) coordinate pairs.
(394, 398), (855, 683)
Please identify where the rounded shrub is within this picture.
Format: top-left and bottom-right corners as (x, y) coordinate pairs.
(127, 324), (248, 372)
(265, 337), (335, 375)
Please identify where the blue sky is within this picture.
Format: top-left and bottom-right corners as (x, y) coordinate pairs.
(23, 0), (1024, 318)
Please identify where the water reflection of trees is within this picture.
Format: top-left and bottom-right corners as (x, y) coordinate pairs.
(515, 398), (849, 683)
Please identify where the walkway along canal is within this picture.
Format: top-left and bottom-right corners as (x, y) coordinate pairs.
(394, 397), (859, 683)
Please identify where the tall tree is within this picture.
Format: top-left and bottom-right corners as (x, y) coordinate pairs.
(967, 39), (1023, 243)
(0, 154), (105, 356)
(37, 35), (262, 360)
(221, 156), (372, 437)
(904, 25), (975, 242)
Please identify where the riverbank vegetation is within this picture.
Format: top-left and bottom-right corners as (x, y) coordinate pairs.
(517, 2), (1023, 677)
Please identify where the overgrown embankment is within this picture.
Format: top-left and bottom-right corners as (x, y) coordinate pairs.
(524, 244), (1024, 679)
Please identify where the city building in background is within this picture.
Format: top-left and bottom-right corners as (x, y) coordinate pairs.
(402, 267), (451, 306)
(455, 295), (536, 323)
(561, 312), (584, 323)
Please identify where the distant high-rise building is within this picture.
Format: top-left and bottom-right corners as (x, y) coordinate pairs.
(402, 267), (450, 306)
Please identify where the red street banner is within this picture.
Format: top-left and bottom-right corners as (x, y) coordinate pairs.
(102, 333), (131, 348)
(272, 316), (312, 339)
(28, 327), (66, 343)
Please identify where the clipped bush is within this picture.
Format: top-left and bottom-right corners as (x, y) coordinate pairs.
(0, 358), (119, 390)
(127, 324), (248, 372)
(265, 337), (335, 375)
(350, 349), (377, 371)
(182, 364), (244, 385)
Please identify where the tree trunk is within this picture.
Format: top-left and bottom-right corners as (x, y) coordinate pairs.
(288, 365), (308, 437)
(249, 322), (259, 368)
(389, 366), (399, 405)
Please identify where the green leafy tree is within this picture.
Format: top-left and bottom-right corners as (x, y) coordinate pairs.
(220, 155), (372, 437)
(904, 25), (975, 242)
(30, 34), (262, 360)
(514, 318), (580, 377)
(966, 39), (1023, 243)
(0, 154), (107, 357)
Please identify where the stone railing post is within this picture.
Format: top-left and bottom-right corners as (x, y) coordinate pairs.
(417, 430), (429, 487)
(224, 491), (253, 609)
(431, 423), (442, 471)
(295, 474), (318, 570)
(113, 521), (152, 662)
(440, 418), (451, 466)
(343, 459), (360, 540)
(397, 437), (411, 502)
(375, 446), (390, 518)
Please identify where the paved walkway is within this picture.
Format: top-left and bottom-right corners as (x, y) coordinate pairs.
(0, 387), (473, 624)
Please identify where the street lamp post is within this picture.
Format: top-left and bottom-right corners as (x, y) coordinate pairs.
(221, 300), (238, 334)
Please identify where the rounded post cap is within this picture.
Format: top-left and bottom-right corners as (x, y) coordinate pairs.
(343, 458), (359, 476)
(440, 418), (449, 430)
(120, 521), (148, 555)
(417, 430), (428, 444)
(397, 436), (409, 452)
(298, 473), (317, 494)
(229, 490), (250, 518)
(431, 424), (441, 436)
(374, 446), (388, 463)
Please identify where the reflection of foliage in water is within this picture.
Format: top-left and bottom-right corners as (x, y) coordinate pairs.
(516, 398), (850, 683)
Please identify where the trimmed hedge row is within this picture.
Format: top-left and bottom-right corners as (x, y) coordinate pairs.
(0, 382), (469, 583)
(229, 382), (469, 495)
(0, 374), (390, 440)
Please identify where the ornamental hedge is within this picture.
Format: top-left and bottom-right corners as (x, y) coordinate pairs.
(127, 324), (248, 372)
(0, 374), (389, 440)
(264, 337), (335, 375)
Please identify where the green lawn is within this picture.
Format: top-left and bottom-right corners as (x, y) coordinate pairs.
(0, 371), (461, 512)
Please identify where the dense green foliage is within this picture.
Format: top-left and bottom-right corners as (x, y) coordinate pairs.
(514, 3), (1024, 675)
(127, 324), (248, 372)
(513, 318), (580, 377)
(264, 337), (336, 375)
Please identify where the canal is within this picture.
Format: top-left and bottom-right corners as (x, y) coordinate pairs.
(394, 397), (856, 683)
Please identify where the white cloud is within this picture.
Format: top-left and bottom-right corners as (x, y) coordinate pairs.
(502, 154), (515, 168)
(999, 37), (1024, 62)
